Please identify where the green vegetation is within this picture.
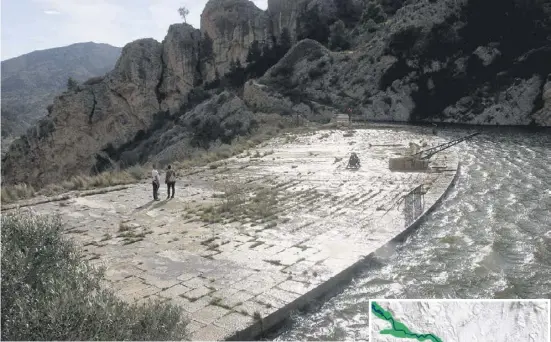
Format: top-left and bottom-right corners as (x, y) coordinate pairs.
(1, 212), (189, 341)
(214, 28), (293, 89)
(66, 77), (79, 91)
(297, 4), (330, 44)
(329, 20), (350, 51)
(371, 302), (443, 342)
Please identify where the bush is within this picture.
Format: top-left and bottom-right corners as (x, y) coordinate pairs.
(0, 183), (36, 203)
(361, 2), (386, 24)
(67, 77), (79, 92)
(308, 67), (325, 79)
(329, 20), (350, 51)
(386, 26), (423, 58)
(83, 76), (105, 86)
(297, 4), (330, 44)
(1, 212), (189, 341)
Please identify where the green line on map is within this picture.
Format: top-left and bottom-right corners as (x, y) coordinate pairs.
(371, 301), (444, 342)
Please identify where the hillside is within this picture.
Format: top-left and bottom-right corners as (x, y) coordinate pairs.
(1, 42), (122, 139)
(2, 0), (550, 188)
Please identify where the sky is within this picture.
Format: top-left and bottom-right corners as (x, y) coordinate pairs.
(1, 0), (268, 61)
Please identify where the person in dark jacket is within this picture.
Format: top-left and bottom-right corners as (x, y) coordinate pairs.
(165, 165), (176, 199)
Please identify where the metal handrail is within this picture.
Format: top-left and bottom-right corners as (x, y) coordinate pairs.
(413, 132), (480, 160)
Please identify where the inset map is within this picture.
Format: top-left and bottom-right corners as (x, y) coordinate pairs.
(370, 299), (550, 342)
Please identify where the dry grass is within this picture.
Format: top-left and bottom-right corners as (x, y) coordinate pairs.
(199, 182), (283, 226)
(1, 114), (314, 206)
(1, 166), (147, 206)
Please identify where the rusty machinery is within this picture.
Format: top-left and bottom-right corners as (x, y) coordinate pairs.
(346, 152), (361, 169)
(389, 132), (480, 172)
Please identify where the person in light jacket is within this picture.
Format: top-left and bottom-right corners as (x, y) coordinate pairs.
(152, 166), (161, 201)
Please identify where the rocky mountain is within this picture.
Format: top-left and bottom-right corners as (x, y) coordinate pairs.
(2, 0), (550, 187)
(1, 42), (122, 140)
(247, 0), (551, 126)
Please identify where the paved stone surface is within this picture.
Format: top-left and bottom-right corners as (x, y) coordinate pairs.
(9, 126), (459, 340)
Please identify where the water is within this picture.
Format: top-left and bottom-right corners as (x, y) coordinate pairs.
(273, 127), (551, 341)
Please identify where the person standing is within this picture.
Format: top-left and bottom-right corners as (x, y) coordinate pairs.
(152, 166), (161, 201)
(165, 165), (176, 199)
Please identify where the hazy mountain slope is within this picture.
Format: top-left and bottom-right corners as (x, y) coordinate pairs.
(1, 42), (122, 138)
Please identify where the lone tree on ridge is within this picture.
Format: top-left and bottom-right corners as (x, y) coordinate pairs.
(178, 6), (189, 23)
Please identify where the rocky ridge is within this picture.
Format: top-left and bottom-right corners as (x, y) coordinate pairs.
(1, 42), (121, 140)
(2, 0), (550, 187)
(246, 0), (551, 126)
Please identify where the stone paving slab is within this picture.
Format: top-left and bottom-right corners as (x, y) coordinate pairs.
(9, 127), (459, 341)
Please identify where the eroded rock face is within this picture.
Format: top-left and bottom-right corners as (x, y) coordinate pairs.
(268, 0), (350, 43)
(533, 75), (551, 126)
(256, 0), (551, 126)
(115, 91), (257, 166)
(245, 39), (336, 122)
(268, 0), (303, 42)
(158, 24), (202, 113)
(2, 39), (164, 186)
(201, 0), (270, 77)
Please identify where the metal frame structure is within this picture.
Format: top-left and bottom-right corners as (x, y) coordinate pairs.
(413, 132), (480, 160)
(400, 184), (425, 227)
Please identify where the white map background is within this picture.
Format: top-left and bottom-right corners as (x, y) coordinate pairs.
(370, 300), (550, 342)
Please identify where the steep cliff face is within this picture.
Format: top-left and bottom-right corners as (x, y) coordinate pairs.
(118, 91), (257, 167)
(267, 0), (302, 42)
(267, 0), (350, 44)
(2, 39), (164, 186)
(533, 75), (551, 126)
(201, 0), (270, 79)
(158, 24), (203, 113)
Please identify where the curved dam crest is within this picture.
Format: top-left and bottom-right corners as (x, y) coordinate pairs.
(7, 127), (459, 340)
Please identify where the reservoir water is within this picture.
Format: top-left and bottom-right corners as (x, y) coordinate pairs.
(273, 127), (551, 341)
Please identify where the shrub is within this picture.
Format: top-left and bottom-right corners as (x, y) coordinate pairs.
(67, 77), (79, 92)
(271, 65), (294, 78)
(1, 212), (188, 341)
(297, 4), (330, 44)
(308, 67), (324, 79)
(329, 20), (350, 51)
(83, 76), (105, 86)
(361, 2), (386, 24)
(386, 26), (423, 58)
(0, 183), (36, 203)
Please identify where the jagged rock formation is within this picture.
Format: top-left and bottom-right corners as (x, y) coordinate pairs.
(115, 91), (256, 167)
(3, 0), (550, 187)
(158, 24), (203, 113)
(244, 39), (337, 122)
(201, 0), (270, 79)
(249, 0), (551, 126)
(533, 75), (551, 126)
(267, 0), (301, 41)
